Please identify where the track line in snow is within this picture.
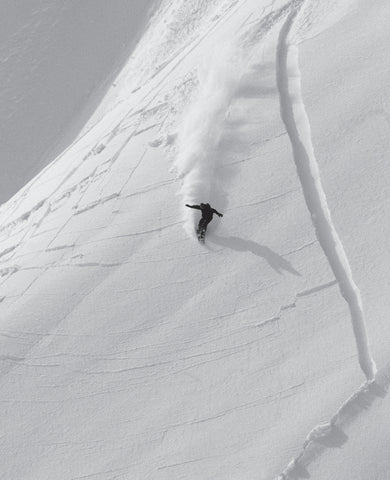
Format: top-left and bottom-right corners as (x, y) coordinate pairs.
(226, 188), (298, 211)
(73, 193), (120, 215)
(0, 245), (17, 260)
(282, 239), (316, 257)
(240, 0), (294, 49)
(257, 278), (338, 332)
(0, 200), (45, 235)
(157, 454), (226, 471)
(276, 3), (376, 381)
(139, 0), (245, 102)
(296, 280), (337, 298)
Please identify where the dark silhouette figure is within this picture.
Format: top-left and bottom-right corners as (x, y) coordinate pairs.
(185, 203), (223, 241)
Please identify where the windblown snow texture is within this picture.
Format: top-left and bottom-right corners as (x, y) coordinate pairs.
(276, 5), (376, 381)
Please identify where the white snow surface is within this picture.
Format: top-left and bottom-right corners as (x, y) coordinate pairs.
(1, 0), (390, 479)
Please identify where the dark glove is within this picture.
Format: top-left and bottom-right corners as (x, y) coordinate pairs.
(219, 213), (223, 217)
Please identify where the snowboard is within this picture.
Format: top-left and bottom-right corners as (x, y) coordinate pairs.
(197, 227), (206, 243)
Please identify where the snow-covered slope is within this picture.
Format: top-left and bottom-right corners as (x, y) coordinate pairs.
(1, 0), (390, 479)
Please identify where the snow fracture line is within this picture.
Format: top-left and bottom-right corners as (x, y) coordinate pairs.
(274, 3), (379, 478)
(277, 379), (387, 480)
(276, 2), (376, 382)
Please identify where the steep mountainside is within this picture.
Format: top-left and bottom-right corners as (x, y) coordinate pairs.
(0, 1), (389, 479)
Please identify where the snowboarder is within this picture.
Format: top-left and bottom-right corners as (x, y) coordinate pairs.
(185, 203), (223, 242)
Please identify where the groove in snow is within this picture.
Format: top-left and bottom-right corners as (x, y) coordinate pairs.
(276, 6), (376, 381)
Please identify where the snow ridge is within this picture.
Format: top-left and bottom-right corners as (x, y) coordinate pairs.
(276, 4), (376, 381)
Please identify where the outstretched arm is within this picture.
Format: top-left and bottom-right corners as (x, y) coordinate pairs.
(185, 204), (201, 210)
(212, 208), (223, 217)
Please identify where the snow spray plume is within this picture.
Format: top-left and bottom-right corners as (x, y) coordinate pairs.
(175, 46), (241, 237)
(276, 6), (376, 381)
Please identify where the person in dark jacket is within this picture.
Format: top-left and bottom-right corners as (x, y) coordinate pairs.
(185, 203), (223, 241)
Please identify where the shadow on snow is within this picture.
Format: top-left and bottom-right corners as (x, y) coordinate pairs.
(208, 234), (301, 276)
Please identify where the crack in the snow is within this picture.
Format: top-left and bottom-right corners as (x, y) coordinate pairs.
(276, 1), (376, 381)
(258, 278), (338, 332)
(277, 374), (389, 480)
(275, 2), (379, 478)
